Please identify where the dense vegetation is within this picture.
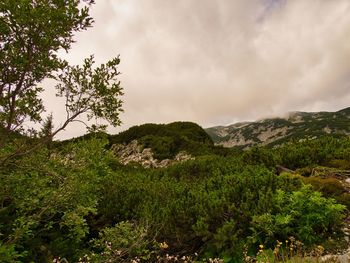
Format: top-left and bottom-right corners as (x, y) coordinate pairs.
(1, 130), (350, 262)
(57, 122), (224, 160)
(1, 1), (350, 262)
(109, 122), (215, 159)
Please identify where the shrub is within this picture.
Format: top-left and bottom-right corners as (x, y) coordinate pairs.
(251, 185), (345, 245)
(301, 177), (346, 197)
(90, 221), (153, 262)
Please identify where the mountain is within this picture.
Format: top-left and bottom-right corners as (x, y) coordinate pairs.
(206, 107), (350, 148)
(57, 121), (216, 160)
(108, 121), (214, 160)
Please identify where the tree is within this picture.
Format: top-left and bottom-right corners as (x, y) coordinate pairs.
(54, 55), (123, 136)
(0, 0), (123, 140)
(0, 2), (124, 259)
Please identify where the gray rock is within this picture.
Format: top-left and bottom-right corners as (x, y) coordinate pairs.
(337, 254), (349, 263)
(111, 140), (194, 168)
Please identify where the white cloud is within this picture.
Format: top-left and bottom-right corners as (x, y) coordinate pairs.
(42, 0), (350, 139)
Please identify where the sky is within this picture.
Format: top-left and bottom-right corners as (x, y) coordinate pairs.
(43, 0), (350, 139)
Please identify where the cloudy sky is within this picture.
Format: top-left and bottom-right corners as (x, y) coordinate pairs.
(44, 0), (350, 139)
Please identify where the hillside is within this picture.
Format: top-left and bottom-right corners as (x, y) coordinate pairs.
(4, 119), (350, 262)
(206, 107), (350, 148)
(57, 121), (217, 161)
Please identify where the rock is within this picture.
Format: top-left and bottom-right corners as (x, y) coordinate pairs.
(321, 254), (349, 263)
(320, 255), (334, 262)
(174, 151), (195, 162)
(159, 159), (172, 168)
(338, 254), (349, 263)
(111, 140), (194, 168)
(276, 165), (294, 174)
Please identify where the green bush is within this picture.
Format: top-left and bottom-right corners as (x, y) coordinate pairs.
(140, 135), (177, 159)
(0, 242), (24, 263)
(301, 177), (346, 197)
(0, 138), (114, 261)
(90, 221), (152, 262)
(251, 185), (345, 246)
(274, 136), (350, 169)
(1, 133), (349, 262)
(108, 122), (215, 160)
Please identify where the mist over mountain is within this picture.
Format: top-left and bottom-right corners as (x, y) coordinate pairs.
(206, 107), (350, 148)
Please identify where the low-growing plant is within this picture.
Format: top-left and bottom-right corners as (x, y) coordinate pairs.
(89, 221), (153, 262)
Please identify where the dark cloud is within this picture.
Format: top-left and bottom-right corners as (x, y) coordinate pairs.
(43, 0), (350, 139)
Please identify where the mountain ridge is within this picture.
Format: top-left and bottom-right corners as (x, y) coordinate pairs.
(206, 107), (350, 148)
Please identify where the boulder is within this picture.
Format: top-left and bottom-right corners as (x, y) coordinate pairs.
(111, 140), (194, 168)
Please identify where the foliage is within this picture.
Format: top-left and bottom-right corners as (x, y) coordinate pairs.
(89, 221), (153, 262)
(251, 185), (345, 246)
(243, 146), (280, 168)
(301, 175), (350, 209)
(108, 121), (215, 159)
(246, 239), (328, 263)
(112, 122), (213, 145)
(0, 0), (123, 158)
(2, 1), (349, 262)
(0, 241), (24, 263)
(55, 55), (123, 133)
(0, 138), (112, 261)
(0, 0), (93, 132)
(1, 133), (349, 261)
(281, 136), (350, 170)
(239, 136), (350, 170)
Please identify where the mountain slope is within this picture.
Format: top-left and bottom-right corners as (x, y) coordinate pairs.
(57, 121), (216, 160)
(206, 107), (350, 148)
(109, 121), (214, 160)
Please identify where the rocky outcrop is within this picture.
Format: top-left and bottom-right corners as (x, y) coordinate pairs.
(206, 107), (350, 148)
(111, 140), (194, 168)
